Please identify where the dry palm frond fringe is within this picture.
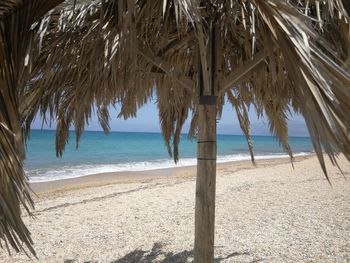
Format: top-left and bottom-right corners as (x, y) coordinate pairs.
(0, 0), (65, 256)
(0, 0), (350, 256)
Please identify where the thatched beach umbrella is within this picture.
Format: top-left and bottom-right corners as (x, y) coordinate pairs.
(0, 0), (66, 255)
(1, 0), (350, 261)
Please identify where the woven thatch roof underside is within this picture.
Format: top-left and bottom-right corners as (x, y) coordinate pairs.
(0, 0), (350, 256)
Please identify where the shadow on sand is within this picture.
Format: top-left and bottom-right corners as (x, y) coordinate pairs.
(64, 242), (263, 263)
(111, 242), (250, 263)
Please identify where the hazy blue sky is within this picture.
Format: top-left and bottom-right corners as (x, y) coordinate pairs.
(31, 99), (310, 137)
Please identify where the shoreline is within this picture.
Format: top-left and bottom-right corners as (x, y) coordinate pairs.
(30, 154), (313, 195)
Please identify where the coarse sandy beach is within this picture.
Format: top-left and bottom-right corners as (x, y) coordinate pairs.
(1, 155), (349, 262)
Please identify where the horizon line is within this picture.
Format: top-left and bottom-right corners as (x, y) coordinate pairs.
(30, 128), (311, 139)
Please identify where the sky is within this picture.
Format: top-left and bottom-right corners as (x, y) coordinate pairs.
(31, 99), (310, 137)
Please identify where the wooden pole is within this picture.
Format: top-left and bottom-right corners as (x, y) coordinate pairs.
(194, 104), (217, 262)
(194, 20), (218, 263)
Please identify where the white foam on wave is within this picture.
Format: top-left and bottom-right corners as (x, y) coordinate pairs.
(28, 152), (310, 182)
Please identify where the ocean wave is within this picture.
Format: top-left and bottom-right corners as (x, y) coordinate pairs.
(28, 152), (310, 182)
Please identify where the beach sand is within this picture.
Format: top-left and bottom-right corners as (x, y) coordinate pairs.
(1, 155), (350, 262)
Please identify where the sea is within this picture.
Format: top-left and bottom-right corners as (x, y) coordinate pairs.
(25, 130), (313, 182)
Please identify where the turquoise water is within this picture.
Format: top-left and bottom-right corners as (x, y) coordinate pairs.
(25, 130), (313, 182)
